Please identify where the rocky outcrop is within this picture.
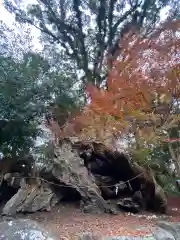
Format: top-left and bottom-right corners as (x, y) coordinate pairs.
(76, 141), (167, 213)
(0, 138), (167, 215)
(41, 139), (115, 214)
(1, 139), (115, 215)
(2, 181), (59, 215)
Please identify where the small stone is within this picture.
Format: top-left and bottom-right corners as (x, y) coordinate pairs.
(78, 232), (101, 240)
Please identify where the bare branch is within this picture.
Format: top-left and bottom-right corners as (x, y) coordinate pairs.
(92, 0), (107, 85)
(111, 2), (140, 41)
(107, 0), (118, 47)
(73, 0), (90, 81)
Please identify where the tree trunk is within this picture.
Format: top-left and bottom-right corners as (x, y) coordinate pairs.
(132, 120), (140, 149)
(168, 143), (180, 177)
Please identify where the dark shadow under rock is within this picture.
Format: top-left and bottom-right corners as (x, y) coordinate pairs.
(117, 198), (141, 214)
(0, 180), (18, 204)
(76, 141), (167, 214)
(93, 175), (119, 200)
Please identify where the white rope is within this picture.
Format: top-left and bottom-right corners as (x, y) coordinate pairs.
(4, 171), (144, 188)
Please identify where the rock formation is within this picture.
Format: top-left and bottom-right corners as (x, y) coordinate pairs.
(75, 141), (167, 213)
(0, 138), (167, 215)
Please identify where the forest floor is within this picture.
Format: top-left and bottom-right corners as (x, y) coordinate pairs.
(17, 195), (180, 239)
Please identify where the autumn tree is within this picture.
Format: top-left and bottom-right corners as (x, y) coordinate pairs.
(47, 18), (180, 151)
(4, 0), (180, 87)
(73, 19), (180, 165)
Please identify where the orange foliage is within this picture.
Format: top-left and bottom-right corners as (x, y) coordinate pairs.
(48, 19), (180, 146)
(80, 19), (180, 144)
(89, 20), (180, 116)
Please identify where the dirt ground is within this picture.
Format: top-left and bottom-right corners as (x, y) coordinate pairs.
(15, 195), (180, 239)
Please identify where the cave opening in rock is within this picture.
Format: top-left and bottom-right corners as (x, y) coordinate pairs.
(41, 171), (82, 203)
(79, 145), (142, 198)
(54, 185), (82, 203)
(0, 180), (19, 208)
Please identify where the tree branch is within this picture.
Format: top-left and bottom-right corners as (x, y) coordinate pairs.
(111, 2), (140, 42)
(41, 0), (92, 83)
(107, 0), (118, 47)
(39, 0), (88, 72)
(59, 0), (65, 21)
(138, 0), (149, 27)
(73, 0), (91, 82)
(107, 2), (141, 69)
(92, 0), (107, 85)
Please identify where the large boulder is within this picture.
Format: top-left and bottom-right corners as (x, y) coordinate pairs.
(2, 182), (59, 215)
(1, 139), (116, 215)
(41, 139), (115, 214)
(0, 219), (57, 240)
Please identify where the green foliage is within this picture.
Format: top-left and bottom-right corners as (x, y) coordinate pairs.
(150, 123), (180, 169)
(0, 47), (80, 157)
(0, 19), (84, 157)
(156, 173), (180, 196)
(131, 148), (153, 165)
(0, 54), (45, 156)
(0, 53), (81, 156)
